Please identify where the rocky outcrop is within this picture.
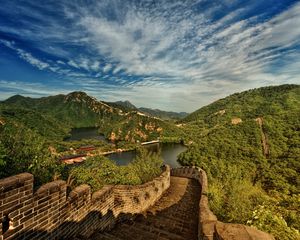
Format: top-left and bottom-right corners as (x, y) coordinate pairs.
(231, 118), (242, 125)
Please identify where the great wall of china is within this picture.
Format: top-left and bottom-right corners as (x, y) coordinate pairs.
(0, 165), (274, 240)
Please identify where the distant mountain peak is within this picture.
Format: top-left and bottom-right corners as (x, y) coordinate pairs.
(64, 91), (96, 103)
(3, 94), (36, 107)
(114, 100), (137, 109)
(5, 94), (27, 101)
(138, 107), (188, 120)
(182, 84), (300, 123)
(66, 91), (88, 98)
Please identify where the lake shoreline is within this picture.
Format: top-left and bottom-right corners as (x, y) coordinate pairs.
(107, 142), (187, 167)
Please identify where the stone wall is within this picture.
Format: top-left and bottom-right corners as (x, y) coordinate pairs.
(171, 167), (275, 240)
(0, 166), (170, 240)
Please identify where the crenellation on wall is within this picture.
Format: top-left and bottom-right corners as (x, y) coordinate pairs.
(0, 173), (35, 240)
(67, 184), (91, 223)
(0, 165), (170, 239)
(92, 185), (113, 202)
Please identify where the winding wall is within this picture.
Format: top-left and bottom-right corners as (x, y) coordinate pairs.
(171, 166), (275, 240)
(0, 166), (170, 240)
(0, 165), (275, 240)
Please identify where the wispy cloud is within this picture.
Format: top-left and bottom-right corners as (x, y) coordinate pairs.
(0, 1), (299, 111)
(103, 63), (112, 73)
(0, 79), (71, 97)
(0, 40), (50, 70)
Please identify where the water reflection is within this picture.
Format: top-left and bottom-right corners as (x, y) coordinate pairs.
(108, 143), (186, 168)
(64, 127), (106, 141)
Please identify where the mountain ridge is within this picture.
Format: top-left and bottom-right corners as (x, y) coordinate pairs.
(0, 91), (182, 142)
(182, 84), (299, 124)
(105, 100), (188, 120)
(178, 84), (300, 239)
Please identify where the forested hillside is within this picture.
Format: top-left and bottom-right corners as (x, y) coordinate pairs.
(106, 100), (188, 120)
(2, 92), (121, 128)
(105, 100), (137, 112)
(0, 91), (180, 186)
(0, 106), (69, 139)
(99, 111), (182, 142)
(0, 85), (299, 239)
(138, 107), (188, 120)
(179, 84), (300, 239)
(0, 92), (181, 142)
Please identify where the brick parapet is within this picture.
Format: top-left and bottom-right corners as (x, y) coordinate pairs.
(0, 165), (170, 239)
(170, 166), (274, 240)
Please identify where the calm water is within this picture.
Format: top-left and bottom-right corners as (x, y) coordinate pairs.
(64, 127), (106, 141)
(108, 142), (187, 167)
(65, 127), (186, 167)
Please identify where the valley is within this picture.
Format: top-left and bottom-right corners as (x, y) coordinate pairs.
(0, 84), (299, 240)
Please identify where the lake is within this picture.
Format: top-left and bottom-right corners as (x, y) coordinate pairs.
(65, 127), (186, 167)
(108, 142), (186, 167)
(64, 127), (106, 141)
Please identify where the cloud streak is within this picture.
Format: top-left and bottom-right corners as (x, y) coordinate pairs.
(0, 0), (299, 111)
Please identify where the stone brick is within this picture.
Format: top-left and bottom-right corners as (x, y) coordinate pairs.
(2, 224), (23, 239)
(1, 165), (274, 240)
(215, 222), (275, 240)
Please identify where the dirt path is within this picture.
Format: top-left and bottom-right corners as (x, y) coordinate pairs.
(256, 117), (270, 158)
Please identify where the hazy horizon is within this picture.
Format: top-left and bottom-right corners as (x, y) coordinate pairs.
(1, 0), (300, 112)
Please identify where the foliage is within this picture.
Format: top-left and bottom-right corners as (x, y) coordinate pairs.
(1, 85), (298, 239)
(178, 84), (300, 239)
(53, 138), (113, 153)
(138, 107), (188, 120)
(0, 91), (174, 189)
(247, 204), (300, 240)
(1, 91), (182, 143)
(130, 147), (163, 183)
(70, 148), (163, 191)
(98, 111), (183, 142)
(0, 120), (62, 185)
(0, 106), (69, 140)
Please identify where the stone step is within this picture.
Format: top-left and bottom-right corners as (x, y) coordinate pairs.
(124, 220), (187, 240)
(106, 223), (159, 240)
(111, 221), (186, 240)
(91, 177), (201, 240)
(93, 232), (124, 240)
(142, 210), (198, 226)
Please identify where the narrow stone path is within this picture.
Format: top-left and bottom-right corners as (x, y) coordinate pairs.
(92, 176), (200, 240)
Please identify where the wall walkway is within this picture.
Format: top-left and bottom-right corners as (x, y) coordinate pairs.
(92, 176), (200, 240)
(171, 167), (275, 240)
(0, 166), (170, 240)
(0, 165), (275, 240)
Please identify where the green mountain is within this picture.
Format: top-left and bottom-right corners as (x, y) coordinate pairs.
(98, 110), (182, 142)
(106, 100), (188, 120)
(139, 107), (188, 120)
(106, 100), (138, 111)
(179, 84), (300, 239)
(2, 92), (121, 127)
(0, 106), (69, 139)
(0, 92), (181, 142)
(182, 84), (299, 124)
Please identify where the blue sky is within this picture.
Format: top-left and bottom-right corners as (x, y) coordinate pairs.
(0, 0), (299, 112)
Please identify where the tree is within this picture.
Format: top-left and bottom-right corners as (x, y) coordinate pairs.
(0, 121), (61, 185)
